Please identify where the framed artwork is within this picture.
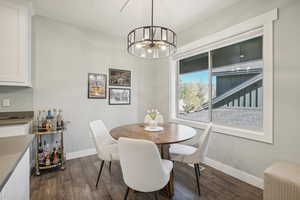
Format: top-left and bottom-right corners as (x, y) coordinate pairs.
(109, 68), (131, 87)
(88, 73), (107, 99)
(109, 88), (131, 105)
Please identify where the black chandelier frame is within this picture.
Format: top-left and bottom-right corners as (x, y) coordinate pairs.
(127, 26), (177, 52)
(126, 0), (177, 58)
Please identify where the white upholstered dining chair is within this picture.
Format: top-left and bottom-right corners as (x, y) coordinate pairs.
(170, 123), (212, 196)
(118, 137), (173, 200)
(89, 120), (119, 188)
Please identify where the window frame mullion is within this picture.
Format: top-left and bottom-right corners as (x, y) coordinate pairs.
(208, 51), (213, 122)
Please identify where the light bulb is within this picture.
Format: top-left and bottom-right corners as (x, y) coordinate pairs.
(136, 43), (142, 49)
(161, 45), (167, 50)
(147, 48), (153, 53)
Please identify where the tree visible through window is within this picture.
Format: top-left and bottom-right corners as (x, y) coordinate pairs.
(177, 37), (263, 131)
(178, 52), (209, 122)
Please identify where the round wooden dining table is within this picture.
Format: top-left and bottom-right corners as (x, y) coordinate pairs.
(110, 122), (197, 198)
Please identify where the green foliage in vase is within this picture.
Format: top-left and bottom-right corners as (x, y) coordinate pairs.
(148, 109), (159, 120)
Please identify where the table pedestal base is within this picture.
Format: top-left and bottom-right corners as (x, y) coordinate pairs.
(160, 144), (174, 198)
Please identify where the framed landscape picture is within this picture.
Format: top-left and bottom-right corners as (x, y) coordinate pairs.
(88, 73), (107, 99)
(109, 88), (131, 105)
(109, 68), (131, 87)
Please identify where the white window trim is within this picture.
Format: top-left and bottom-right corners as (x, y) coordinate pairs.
(169, 9), (278, 144)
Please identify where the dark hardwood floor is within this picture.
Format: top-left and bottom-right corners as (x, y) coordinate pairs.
(30, 155), (263, 200)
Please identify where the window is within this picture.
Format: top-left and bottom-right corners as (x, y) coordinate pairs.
(178, 53), (209, 122)
(211, 37), (263, 132)
(170, 9), (278, 143)
(177, 37), (263, 131)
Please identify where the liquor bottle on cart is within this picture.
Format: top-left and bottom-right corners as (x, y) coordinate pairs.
(38, 142), (44, 164)
(57, 109), (64, 129)
(52, 109), (58, 131)
(44, 140), (51, 166)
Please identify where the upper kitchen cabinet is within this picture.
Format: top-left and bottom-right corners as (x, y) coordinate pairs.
(0, 0), (32, 86)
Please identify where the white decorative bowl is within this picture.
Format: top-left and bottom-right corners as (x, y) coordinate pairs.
(144, 126), (164, 132)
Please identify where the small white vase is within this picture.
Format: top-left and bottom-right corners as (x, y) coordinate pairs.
(149, 119), (158, 128)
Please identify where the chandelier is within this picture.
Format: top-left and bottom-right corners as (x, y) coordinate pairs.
(127, 0), (177, 59)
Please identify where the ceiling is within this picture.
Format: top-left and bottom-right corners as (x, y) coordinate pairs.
(27, 0), (242, 38)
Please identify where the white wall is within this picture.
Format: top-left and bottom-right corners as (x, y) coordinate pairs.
(155, 0), (300, 180)
(32, 16), (157, 154)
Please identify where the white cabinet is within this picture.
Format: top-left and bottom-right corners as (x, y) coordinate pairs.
(0, 123), (30, 137)
(1, 149), (30, 200)
(0, 0), (31, 86)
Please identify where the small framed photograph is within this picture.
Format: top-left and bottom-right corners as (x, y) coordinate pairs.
(109, 88), (131, 105)
(88, 73), (107, 99)
(109, 68), (131, 87)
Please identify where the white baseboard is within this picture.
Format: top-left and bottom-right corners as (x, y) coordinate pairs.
(65, 148), (264, 189)
(66, 148), (97, 160)
(204, 157), (264, 189)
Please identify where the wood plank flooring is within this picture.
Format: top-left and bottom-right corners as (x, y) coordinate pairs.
(30, 155), (263, 200)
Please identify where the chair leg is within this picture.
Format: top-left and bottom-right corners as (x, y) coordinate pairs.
(160, 145), (164, 158)
(109, 161), (112, 172)
(123, 187), (130, 200)
(196, 163), (201, 177)
(154, 191), (159, 200)
(96, 160), (105, 188)
(194, 164), (201, 196)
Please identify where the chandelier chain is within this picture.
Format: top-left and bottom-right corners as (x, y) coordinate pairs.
(151, 0), (154, 43)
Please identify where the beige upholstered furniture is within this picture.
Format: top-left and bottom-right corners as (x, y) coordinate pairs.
(264, 161), (300, 200)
